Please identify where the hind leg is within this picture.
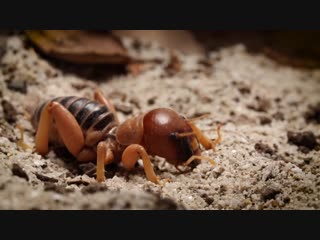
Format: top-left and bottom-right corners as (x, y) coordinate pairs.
(35, 103), (52, 156)
(94, 89), (119, 124)
(35, 101), (85, 157)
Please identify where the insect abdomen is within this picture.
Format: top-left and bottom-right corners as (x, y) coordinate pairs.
(32, 96), (117, 134)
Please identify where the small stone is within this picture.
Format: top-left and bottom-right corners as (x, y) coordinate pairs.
(67, 175), (94, 186)
(273, 112), (284, 121)
(238, 84), (251, 95)
(304, 102), (320, 124)
(201, 193), (214, 205)
(255, 143), (275, 155)
(6, 78), (27, 94)
(283, 196), (291, 203)
(260, 186), (281, 201)
(287, 131), (318, 152)
(115, 103), (133, 115)
(35, 173), (58, 183)
(259, 116), (272, 125)
(147, 97), (156, 105)
(81, 183), (108, 195)
(11, 163), (29, 181)
(1, 100), (17, 124)
(44, 182), (74, 194)
(247, 97), (271, 112)
(211, 167), (225, 178)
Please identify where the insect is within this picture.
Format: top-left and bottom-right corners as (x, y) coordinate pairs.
(32, 89), (222, 184)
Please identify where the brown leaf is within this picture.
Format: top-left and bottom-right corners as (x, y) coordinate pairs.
(25, 30), (130, 64)
(263, 31), (320, 68)
(112, 30), (205, 56)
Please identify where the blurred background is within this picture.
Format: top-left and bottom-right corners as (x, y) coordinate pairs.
(20, 30), (320, 68)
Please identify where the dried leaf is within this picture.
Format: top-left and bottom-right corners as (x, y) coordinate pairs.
(265, 31), (320, 65)
(113, 30), (205, 56)
(25, 30), (130, 64)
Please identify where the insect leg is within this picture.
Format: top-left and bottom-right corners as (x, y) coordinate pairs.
(49, 102), (85, 157)
(16, 124), (32, 151)
(121, 144), (160, 184)
(35, 102), (51, 156)
(187, 121), (222, 152)
(96, 141), (115, 182)
(183, 155), (215, 167)
(94, 89), (119, 124)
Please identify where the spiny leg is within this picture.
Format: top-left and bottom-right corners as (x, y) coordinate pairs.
(187, 113), (211, 122)
(16, 124), (32, 151)
(121, 144), (159, 184)
(96, 141), (114, 182)
(184, 155), (216, 167)
(94, 89), (119, 124)
(48, 102), (85, 157)
(187, 121), (222, 152)
(35, 103), (51, 156)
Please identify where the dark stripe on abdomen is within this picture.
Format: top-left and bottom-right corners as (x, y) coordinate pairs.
(33, 96), (117, 134)
(59, 96), (75, 106)
(93, 112), (115, 131)
(32, 101), (46, 129)
(82, 106), (108, 130)
(68, 98), (89, 115)
(75, 102), (96, 125)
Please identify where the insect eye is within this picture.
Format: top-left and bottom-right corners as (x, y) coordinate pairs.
(169, 132), (178, 140)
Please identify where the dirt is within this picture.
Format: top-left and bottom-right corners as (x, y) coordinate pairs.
(0, 33), (320, 210)
(287, 131), (319, 153)
(11, 163), (29, 181)
(254, 143), (276, 156)
(305, 102), (320, 124)
(1, 99), (17, 124)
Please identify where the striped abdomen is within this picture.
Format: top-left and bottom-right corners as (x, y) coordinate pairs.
(32, 96), (118, 144)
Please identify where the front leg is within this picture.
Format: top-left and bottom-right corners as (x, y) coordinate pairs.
(121, 144), (159, 184)
(187, 121), (222, 152)
(96, 141), (115, 182)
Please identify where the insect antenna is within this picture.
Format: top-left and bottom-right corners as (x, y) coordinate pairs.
(187, 113), (211, 122)
(174, 132), (196, 138)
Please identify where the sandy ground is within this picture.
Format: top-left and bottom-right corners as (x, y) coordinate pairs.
(0, 33), (319, 210)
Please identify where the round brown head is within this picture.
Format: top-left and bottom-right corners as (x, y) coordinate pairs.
(141, 108), (200, 165)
